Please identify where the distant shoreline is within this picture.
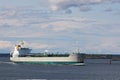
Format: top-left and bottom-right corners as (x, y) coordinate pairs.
(1, 54), (120, 60)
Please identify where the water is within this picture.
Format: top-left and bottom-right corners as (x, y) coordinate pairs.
(0, 57), (120, 80)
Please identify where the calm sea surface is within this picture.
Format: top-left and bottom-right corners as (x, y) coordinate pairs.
(0, 57), (120, 80)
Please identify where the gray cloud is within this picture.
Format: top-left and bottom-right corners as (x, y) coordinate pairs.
(104, 8), (113, 12)
(0, 6), (120, 53)
(49, 0), (120, 12)
(0, 7), (119, 37)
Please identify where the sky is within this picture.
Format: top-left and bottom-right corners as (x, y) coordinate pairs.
(0, 0), (120, 54)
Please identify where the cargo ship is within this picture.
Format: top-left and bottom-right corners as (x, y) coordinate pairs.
(10, 44), (84, 65)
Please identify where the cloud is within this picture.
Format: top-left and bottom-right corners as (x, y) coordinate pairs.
(0, 6), (120, 53)
(0, 18), (23, 27)
(49, 0), (120, 11)
(0, 7), (119, 38)
(0, 40), (56, 52)
(79, 6), (91, 12)
(45, 21), (83, 32)
(88, 38), (120, 53)
(0, 8), (53, 38)
(30, 44), (49, 49)
(0, 41), (13, 49)
(65, 9), (72, 14)
(0, 7), (92, 37)
(104, 7), (113, 12)
(16, 41), (56, 51)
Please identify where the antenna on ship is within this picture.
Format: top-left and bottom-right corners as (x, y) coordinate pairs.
(75, 41), (80, 53)
(77, 48), (80, 53)
(20, 40), (24, 47)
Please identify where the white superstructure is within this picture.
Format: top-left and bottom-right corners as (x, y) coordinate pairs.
(10, 45), (31, 57)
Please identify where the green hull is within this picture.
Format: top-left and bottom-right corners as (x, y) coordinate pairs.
(14, 61), (84, 65)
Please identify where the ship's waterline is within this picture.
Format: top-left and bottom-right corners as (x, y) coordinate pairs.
(11, 61), (84, 65)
